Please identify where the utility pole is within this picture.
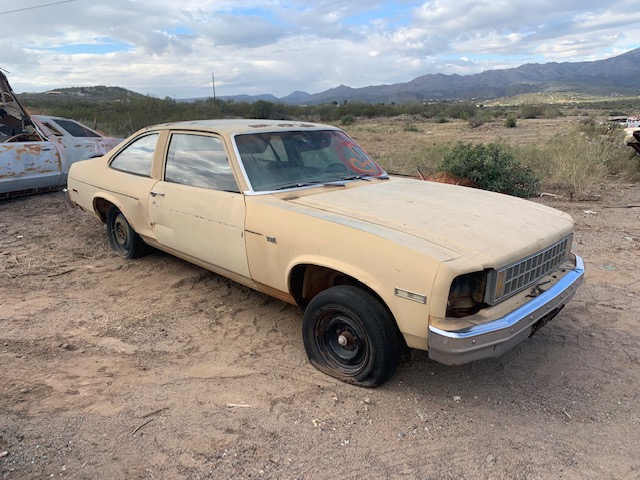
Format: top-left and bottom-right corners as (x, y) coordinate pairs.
(212, 72), (216, 102)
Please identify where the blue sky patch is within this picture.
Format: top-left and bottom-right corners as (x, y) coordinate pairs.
(164, 26), (194, 36)
(48, 39), (131, 54)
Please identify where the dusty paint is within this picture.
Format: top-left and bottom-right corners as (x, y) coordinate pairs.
(1, 120), (121, 197)
(2, 71), (123, 197)
(67, 118), (583, 358)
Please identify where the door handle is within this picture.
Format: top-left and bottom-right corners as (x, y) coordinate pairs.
(150, 191), (165, 197)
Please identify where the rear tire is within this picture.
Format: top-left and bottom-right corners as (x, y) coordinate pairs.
(302, 285), (402, 387)
(106, 206), (147, 259)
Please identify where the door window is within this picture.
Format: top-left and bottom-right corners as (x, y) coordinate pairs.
(165, 133), (239, 192)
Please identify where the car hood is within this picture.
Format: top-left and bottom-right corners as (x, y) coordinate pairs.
(282, 177), (574, 266)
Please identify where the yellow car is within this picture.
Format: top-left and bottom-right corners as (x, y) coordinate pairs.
(66, 119), (584, 386)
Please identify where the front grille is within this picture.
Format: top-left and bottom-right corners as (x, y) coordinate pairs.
(486, 235), (573, 305)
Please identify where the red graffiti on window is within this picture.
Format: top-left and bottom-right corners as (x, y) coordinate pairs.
(337, 140), (381, 175)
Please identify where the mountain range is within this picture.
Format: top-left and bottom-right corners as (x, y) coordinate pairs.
(220, 47), (640, 105)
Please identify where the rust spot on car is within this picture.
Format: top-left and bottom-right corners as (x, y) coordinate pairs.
(425, 171), (478, 188)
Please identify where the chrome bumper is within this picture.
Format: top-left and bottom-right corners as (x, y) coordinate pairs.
(428, 254), (585, 366)
(62, 188), (76, 208)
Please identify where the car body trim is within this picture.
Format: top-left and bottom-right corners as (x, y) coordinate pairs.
(394, 287), (427, 304)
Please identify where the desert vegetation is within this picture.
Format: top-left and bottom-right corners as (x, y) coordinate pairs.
(19, 90), (640, 198)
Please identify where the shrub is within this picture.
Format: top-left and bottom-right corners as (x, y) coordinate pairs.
(467, 116), (485, 128)
(439, 142), (540, 197)
(520, 104), (545, 119)
(340, 114), (356, 126)
(540, 131), (630, 195)
(504, 115), (517, 128)
(542, 105), (563, 119)
(445, 102), (477, 119)
(403, 121), (419, 132)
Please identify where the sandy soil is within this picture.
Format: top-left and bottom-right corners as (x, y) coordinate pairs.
(1, 182), (639, 479)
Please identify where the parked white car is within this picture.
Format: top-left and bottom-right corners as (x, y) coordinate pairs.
(1, 71), (122, 199)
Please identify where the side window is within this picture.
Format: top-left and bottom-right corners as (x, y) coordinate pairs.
(52, 119), (100, 138)
(109, 133), (158, 177)
(165, 133), (239, 192)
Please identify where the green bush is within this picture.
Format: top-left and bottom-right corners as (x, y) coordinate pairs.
(340, 114), (356, 126)
(504, 115), (517, 128)
(439, 142), (540, 197)
(520, 104), (545, 119)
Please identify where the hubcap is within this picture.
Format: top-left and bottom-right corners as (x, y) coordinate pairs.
(316, 313), (369, 376)
(336, 330), (356, 349)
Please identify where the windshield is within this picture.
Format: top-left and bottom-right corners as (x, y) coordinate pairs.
(234, 129), (386, 192)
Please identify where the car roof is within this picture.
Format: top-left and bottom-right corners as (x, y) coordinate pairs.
(143, 118), (339, 135)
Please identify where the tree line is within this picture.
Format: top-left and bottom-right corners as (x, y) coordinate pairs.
(19, 90), (640, 138)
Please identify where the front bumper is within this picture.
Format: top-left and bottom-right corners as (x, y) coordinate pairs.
(428, 254), (584, 365)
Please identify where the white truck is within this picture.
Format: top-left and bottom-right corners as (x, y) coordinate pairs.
(1, 71), (122, 199)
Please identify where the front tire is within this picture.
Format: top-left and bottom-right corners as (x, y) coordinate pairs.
(106, 206), (147, 259)
(302, 285), (402, 387)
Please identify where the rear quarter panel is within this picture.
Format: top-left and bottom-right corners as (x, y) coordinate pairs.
(67, 157), (158, 240)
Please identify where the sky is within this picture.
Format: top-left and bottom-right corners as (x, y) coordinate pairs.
(2, 0), (640, 99)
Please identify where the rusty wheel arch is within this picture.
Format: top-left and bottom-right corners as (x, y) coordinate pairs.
(290, 264), (408, 355)
(93, 197), (115, 223)
(290, 264), (384, 310)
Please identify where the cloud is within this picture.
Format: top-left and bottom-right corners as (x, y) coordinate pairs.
(1, 0), (638, 98)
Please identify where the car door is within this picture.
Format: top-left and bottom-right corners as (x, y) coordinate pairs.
(0, 140), (62, 196)
(147, 131), (250, 279)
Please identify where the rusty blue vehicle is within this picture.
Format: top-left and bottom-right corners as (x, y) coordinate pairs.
(1, 71), (122, 199)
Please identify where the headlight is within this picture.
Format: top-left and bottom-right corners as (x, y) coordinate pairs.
(447, 271), (488, 318)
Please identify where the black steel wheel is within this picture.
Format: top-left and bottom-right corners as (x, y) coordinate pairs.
(302, 285), (402, 387)
(106, 206), (147, 259)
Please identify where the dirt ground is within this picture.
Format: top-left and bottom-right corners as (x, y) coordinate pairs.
(1, 181), (639, 479)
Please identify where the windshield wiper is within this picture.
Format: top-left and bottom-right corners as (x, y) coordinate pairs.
(338, 174), (391, 181)
(274, 181), (346, 191)
(339, 175), (371, 182)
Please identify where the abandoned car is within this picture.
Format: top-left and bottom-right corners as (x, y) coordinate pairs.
(625, 127), (640, 155)
(1, 71), (122, 198)
(66, 119), (585, 386)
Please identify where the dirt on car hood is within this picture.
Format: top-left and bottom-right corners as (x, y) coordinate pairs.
(282, 177), (574, 266)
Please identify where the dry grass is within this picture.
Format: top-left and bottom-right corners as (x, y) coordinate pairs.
(344, 116), (639, 196)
